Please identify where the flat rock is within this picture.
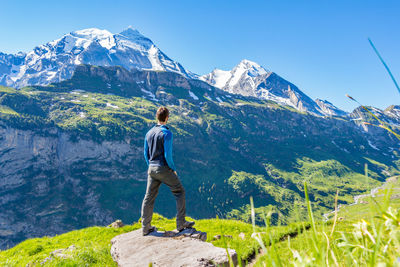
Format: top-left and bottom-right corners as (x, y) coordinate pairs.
(110, 228), (237, 267)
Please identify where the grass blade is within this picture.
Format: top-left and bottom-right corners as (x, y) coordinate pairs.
(330, 190), (339, 238)
(368, 38), (400, 95)
(304, 181), (317, 240)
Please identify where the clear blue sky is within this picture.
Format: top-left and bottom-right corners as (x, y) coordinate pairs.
(1, 0), (399, 112)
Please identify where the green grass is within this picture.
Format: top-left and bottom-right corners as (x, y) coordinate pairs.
(225, 159), (384, 225)
(3, 181), (398, 267)
(253, 178), (400, 266)
(0, 214), (309, 266)
(331, 176), (400, 221)
(0, 86), (17, 93)
(0, 224), (141, 266)
(253, 221), (353, 266)
(0, 105), (19, 115)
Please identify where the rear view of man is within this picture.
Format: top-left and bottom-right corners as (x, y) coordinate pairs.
(141, 106), (195, 236)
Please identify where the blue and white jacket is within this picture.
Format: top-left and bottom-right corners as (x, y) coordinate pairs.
(144, 124), (176, 171)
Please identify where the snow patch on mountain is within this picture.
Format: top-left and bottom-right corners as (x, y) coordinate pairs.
(368, 140), (380, 150)
(315, 99), (347, 117)
(141, 88), (158, 102)
(106, 103), (119, 109)
(188, 91), (199, 100)
(201, 69), (231, 89)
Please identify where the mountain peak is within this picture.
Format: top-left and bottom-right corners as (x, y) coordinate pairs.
(118, 27), (150, 40)
(71, 28), (113, 40)
(235, 59), (268, 77)
(237, 59), (266, 68)
(119, 27), (139, 35)
(230, 59), (268, 81)
(119, 26), (139, 34)
(200, 59), (269, 90)
(384, 105), (400, 119)
(116, 27), (154, 50)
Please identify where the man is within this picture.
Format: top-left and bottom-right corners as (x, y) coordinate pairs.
(141, 106), (195, 236)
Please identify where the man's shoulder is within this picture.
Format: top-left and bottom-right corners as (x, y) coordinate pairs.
(160, 126), (172, 137)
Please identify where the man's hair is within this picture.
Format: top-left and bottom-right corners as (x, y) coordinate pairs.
(156, 106), (169, 122)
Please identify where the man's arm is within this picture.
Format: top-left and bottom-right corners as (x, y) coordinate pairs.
(144, 137), (149, 166)
(163, 130), (176, 171)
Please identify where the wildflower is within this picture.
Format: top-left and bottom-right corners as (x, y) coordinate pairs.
(353, 219), (375, 243)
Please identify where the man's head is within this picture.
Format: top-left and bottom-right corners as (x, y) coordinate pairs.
(156, 106), (169, 124)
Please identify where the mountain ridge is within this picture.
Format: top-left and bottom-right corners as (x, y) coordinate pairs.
(200, 59), (347, 117)
(0, 27), (374, 117)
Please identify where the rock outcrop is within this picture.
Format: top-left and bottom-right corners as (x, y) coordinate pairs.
(110, 229), (237, 267)
(0, 123), (144, 250)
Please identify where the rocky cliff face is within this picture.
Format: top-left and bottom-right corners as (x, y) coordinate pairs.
(349, 105), (400, 133)
(0, 123), (145, 249)
(315, 99), (348, 117)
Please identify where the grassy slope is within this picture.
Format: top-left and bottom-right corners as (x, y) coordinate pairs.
(332, 176), (400, 221)
(0, 214), (308, 266)
(4, 177), (398, 267)
(253, 176), (400, 266)
(2, 177), (399, 267)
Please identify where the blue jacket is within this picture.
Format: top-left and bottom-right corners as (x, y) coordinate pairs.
(144, 124), (176, 171)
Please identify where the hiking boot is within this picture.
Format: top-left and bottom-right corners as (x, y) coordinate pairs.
(177, 221), (195, 231)
(142, 226), (157, 236)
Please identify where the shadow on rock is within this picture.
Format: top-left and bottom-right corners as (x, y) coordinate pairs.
(148, 228), (207, 241)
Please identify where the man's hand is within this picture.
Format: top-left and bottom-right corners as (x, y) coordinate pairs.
(174, 171), (178, 176)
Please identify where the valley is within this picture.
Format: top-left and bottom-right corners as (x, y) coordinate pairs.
(0, 64), (398, 249)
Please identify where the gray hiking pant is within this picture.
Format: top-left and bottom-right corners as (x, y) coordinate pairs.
(141, 165), (186, 229)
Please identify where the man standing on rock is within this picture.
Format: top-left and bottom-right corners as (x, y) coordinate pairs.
(141, 106), (195, 236)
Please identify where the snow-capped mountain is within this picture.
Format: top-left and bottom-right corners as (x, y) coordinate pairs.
(0, 27), (195, 88)
(201, 59), (346, 116)
(384, 105), (400, 120)
(200, 60), (269, 95)
(350, 105), (400, 132)
(315, 99), (347, 117)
